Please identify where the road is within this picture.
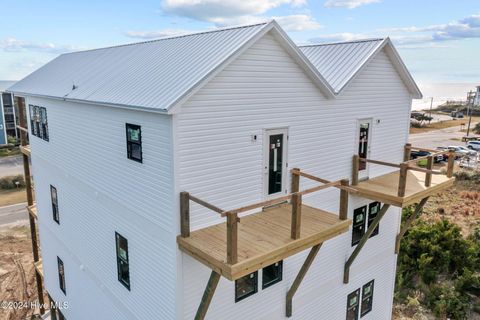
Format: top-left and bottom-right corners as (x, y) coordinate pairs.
(0, 155), (23, 177)
(409, 124), (469, 149)
(0, 202), (28, 226)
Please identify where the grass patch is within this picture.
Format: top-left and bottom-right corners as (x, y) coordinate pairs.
(0, 189), (27, 206)
(0, 147), (20, 158)
(410, 118), (480, 134)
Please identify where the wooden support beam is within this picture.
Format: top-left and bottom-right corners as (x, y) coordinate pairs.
(195, 271), (221, 320)
(397, 163), (408, 197)
(404, 143), (412, 162)
(180, 192), (190, 238)
(425, 156), (433, 187)
(339, 179), (349, 220)
(286, 244), (322, 317)
(35, 269), (45, 314)
(395, 197), (429, 254)
(48, 294), (58, 320)
(344, 204), (390, 283)
(360, 158), (401, 168)
(447, 150), (455, 178)
(291, 168), (300, 193)
(227, 213), (238, 265)
(352, 155), (359, 186)
(291, 193), (302, 240)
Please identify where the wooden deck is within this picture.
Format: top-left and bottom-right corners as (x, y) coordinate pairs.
(351, 170), (454, 207)
(177, 203), (351, 281)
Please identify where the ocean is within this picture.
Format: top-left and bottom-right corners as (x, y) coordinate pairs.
(412, 83), (478, 111)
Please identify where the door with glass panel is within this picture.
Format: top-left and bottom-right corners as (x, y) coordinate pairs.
(264, 128), (288, 198)
(357, 119), (372, 180)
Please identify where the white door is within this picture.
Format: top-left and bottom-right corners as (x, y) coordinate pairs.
(358, 119), (373, 180)
(264, 128), (288, 198)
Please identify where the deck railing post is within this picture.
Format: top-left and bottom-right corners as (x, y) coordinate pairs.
(227, 213), (238, 264)
(291, 193), (302, 240)
(398, 163), (408, 197)
(180, 191), (190, 238)
(425, 156), (433, 187)
(339, 179), (349, 220)
(447, 150), (455, 178)
(291, 168), (300, 193)
(352, 155), (359, 186)
(404, 143), (412, 162)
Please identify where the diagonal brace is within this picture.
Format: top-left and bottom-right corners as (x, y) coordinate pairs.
(395, 197), (429, 254)
(286, 244), (322, 317)
(195, 271), (221, 320)
(344, 204), (390, 284)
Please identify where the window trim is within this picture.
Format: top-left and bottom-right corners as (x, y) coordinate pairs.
(352, 206), (367, 246)
(51, 185), (59, 224)
(361, 280), (374, 317)
(262, 260), (283, 289)
(125, 123), (142, 163)
(235, 271), (258, 302)
(57, 256), (66, 295)
(115, 232), (131, 290)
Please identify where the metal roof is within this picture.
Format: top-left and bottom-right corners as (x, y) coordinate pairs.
(9, 23), (270, 112)
(299, 39), (385, 94)
(0, 81), (16, 92)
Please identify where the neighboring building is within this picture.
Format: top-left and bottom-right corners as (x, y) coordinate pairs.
(0, 81), (18, 144)
(10, 21), (454, 320)
(475, 86), (480, 106)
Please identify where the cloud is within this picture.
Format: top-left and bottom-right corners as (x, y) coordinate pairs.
(324, 0), (381, 9)
(125, 29), (198, 39)
(0, 38), (81, 54)
(273, 15), (322, 31)
(309, 32), (371, 43)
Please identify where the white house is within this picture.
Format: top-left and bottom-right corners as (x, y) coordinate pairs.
(9, 20), (455, 320)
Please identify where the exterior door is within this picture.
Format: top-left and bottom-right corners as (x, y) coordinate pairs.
(357, 119), (372, 180)
(264, 128), (288, 198)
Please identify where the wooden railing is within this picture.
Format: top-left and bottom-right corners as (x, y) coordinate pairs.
(352, 143), (455, 197)
(180, 169), (349, 265)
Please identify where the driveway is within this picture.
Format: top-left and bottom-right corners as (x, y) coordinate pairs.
(0, 155), (23, 177)
(0, 202), (28, 226)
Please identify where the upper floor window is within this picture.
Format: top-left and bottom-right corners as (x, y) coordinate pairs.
(57, 256), (66, 294)
(51, 185), (59, 224)
(126, 123), (142, 163)
(235, 271), (257, 302)
(368, 202), (381, 237)
(262, 260), (283, 289)
(346, 280), (375, 319)
(116, 232), (130, 290)
(352, 206), (366, 246)
(29, 105), (49, 141)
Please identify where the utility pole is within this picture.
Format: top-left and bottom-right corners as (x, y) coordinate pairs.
(429, 97), (433, 118)
(466, 90), (475, 137)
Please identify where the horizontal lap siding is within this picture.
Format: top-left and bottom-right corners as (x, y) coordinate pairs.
(178, 32), (409, 319)
(28, 98), (176, 320)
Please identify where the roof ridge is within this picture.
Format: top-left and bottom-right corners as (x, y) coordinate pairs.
(299, 38), (385, 48)
(65, 21), (270, 55)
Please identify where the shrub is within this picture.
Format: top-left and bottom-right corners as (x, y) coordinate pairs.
(474, 123), (480, 134)
(427, 284), (470, 319)
(0, 175), (26, 190)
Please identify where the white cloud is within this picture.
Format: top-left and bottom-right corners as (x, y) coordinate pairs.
(125, 29), (199, 39)
(309, 32), (371, 43)
(324, 0), (381, 9)
(0, 38), (81, 54)
(273, 15), (322, 31)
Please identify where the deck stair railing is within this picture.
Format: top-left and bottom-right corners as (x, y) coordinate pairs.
(351, 143), (455, 196)
(180, 169), (351, 265)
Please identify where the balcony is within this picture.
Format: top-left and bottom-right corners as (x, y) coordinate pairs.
(349, 145), (455, 207)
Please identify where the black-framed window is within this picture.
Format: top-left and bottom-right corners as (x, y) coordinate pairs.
(352, 206), (367, 246)
(368, 202), (381, 237)
(262, 260), (283, 289)
(361, 280), (374, 317)
(126, 123), (142, 163)
(235, 271), (257, 302)
(28, 105), (49, 141)
(51, 185), (59, 224)
(57, 256), (66, 294)
(116, 232), (130, 290)
(346, 288), (360, 320)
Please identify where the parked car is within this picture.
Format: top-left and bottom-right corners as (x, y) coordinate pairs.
(467, 141), (480, 151)
(435, 147), (451, 159)
(447, 145), (477, 157)
(410, 150), (443, 163)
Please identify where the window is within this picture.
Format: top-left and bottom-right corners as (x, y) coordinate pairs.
(352, 206), (367, 246)
(361, 280), (374, 317)
(235, 271), (257, 302)
(28, 105), (49, 141)
(368, 202), (381, 237)
(262, 261), (283, 289)
(57, 257), (66, 294)
(346, 288), (360, 320)
(51, 185), (59, 224)
(116, 232), (130, 290)
(126, 123), (142, 163)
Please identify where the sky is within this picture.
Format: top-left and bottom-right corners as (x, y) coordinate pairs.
(0, 0), (479, 103)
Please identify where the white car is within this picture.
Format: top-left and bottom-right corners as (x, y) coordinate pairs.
(467, 141), (480, 151)
(447, 145), (477, 157)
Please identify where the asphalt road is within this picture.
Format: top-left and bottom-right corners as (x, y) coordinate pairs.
(408, 124), (472, 149)
(0, 155), (23, 177)
(0, 202), (28, 226)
